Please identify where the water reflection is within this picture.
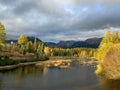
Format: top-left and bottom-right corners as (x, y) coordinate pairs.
(99, 76), (120, 90)
(0, 65), (100, 90)
(1, 65), (45, 80)
(0, 75), (3, 89)
(43, 67), (49, 75)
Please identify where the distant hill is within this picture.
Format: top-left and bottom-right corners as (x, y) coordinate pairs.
(5, 36), (42, 44)
(57, 41), (76, 48)
(27, 36), (42, 43)
(44, 42), (57, 47)
(6, 37), (102, 48)
(5, 40), (17, 44)
(44, 37), (102, 48)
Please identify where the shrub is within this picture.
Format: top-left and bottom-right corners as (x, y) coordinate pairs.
(101, 44), (120, 79)
(95, 64), (103, 75)
(95, 43), (114, 75)
(0, 58), (19, 66)
(95, 42), (114, 61)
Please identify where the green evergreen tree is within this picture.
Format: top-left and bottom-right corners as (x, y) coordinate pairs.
(26, 41), (34, 53)
(37, 42), (44, 54)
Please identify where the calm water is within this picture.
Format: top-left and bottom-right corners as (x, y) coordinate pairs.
(0, 63), (119, 90)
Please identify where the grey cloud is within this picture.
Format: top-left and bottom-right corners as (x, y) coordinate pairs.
(12, 0), (70, 18)
(70, 6), (120, 30)
(0, 0), (19, 4)
(1, 0), (120, 42)
(74, 0), (120, 5)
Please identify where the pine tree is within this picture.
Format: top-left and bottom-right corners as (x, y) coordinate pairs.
(26, 41), (34, 53)
(37, 42), (44, 54)
(100, 27), (111, 46)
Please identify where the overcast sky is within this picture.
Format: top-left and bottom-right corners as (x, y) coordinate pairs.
(0, 0), (120, 42)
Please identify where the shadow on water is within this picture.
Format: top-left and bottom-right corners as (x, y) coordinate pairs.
(0, 65), (47, 90)
(98, 76), (120, 90)
(0, 65), (44, 80)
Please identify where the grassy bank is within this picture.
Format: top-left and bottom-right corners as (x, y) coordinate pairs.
(0, 55), (49, 66)
(0, 61), (40, 71)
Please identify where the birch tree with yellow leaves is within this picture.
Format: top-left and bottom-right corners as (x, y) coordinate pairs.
(0, 22), (6, 47)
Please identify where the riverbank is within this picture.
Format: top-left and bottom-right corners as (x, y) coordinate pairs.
(0, 57), (96, 71)
(0, 56), (49, 70)
(0, 59), (73, 71)
(36, 57), (97, 69)
(36, 59), (73, 69)
(0, 61), (41, 71)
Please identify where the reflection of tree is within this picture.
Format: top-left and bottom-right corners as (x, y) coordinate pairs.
(0, 75), (3, 90)
(4, 65), (44, 80)
(99, 76), (120, 90)
(43, 67), (49, 75)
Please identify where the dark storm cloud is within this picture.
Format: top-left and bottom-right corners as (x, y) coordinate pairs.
(71, 6), (120, 30)
(0, 0), (120, 41)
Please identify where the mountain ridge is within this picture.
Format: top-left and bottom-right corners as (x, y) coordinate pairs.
(5, 37), (102, 48)
(44, 37), (102, 48)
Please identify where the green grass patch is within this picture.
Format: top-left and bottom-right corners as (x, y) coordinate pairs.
(0, 55), (49, 66)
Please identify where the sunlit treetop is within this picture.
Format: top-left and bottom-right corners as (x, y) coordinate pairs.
(18, 34), (28, 45)
(0, 22), (6, 46)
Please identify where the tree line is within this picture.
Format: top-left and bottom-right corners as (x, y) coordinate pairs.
(46, 47), (96, 57)
(0, 22), (49, 61)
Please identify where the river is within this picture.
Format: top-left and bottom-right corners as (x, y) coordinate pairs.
(0, 62), (119, 90)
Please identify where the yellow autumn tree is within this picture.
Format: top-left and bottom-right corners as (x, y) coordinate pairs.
(44, 46), (51, 56)
(100, 29), (111, 46)
(89, 50), (93, 57)
(0, 22), (6, 47)
(116, 30), (120, 43)
(95, 27), (119, 75)
(110, 32), (116, 42)
(117, 31), (120, 39)
(18, 35), (28, 45)
(80, 50), (87, 57)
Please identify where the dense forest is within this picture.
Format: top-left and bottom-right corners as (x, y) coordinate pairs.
(45, 47), (96, 57)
